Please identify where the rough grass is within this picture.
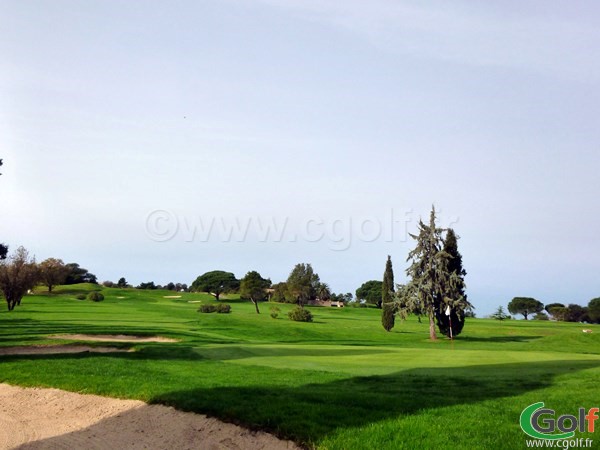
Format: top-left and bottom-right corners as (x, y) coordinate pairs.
(0, 284), (599, 448)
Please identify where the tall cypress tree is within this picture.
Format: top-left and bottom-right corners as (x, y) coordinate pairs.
(381, 255), (395, 330)
(435, 229), (471, 338)
(382, 255), (394, 304)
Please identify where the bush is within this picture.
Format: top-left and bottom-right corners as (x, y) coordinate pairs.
(351, 301), (368, 308)
(88, 291), (104, 302)
(198, 304), (216, 313)
(198, 303), (231, 314)
(288, 306), (313, 322)
(269, 306), (280, 319)
(382, 302), (395, 332)
(75, 294), (86, 300)
(101, 280), (114, 288)
(215, 303), (231, 313)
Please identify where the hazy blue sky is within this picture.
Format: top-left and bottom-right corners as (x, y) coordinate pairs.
(2, 1), (599, 315)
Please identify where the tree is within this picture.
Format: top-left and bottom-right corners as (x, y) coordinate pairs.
(565, 304), (589, 323)
(435, 228), (471, 338)
(0, 246), (39, 311)
(395, 207), (469, 340)
(117, 277), (129, 288)
(382, 255), (394, 306)
(588, 298), (600, 324)
(286, 263), (320, 307)
(356, 280), (383, 307)
(317, 282), (332, 301)
(270, 282), (291, 303)
(544, 302), (565, 314)
(507, 297), (543, 320)
(39, 258), (69, 293)
(137, 281), (157, 290)
(381, 302), (395, 331)
(191, 270), (240, 301)
(548, 306), (569, 321)
(240, 271), (271, 314)
(64, 263), (97, 284)
(491, 306), (511, 321)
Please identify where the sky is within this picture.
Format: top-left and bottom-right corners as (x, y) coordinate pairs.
(1, 0), (599, 315)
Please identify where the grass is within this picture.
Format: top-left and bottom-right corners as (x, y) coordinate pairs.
(0, 284), (599, 448)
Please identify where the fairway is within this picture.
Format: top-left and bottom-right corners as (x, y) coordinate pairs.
(1, 285), (599, 449)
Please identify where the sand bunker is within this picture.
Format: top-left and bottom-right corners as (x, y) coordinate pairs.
(49, 334), (179, 343)
(188, 300), (203, 303)
(0, 383), (298, 449)
(0, 345), (132, 356)
(163, 295), (182, 298)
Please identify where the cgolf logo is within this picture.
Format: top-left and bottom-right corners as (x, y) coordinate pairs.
(520, 402), (599, 440)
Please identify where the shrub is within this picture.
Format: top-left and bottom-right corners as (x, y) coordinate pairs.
(75, 294), (86, 300)
(101, 280), (114, 288)
(215, 303), (231, 313)
(351, 301), (367, 308)
(88, 291), (104, 302)
(288, 306), (313, 322)
(381, 302), (395, 332)
(198, 304), (216, 313)
(269, 306), (280, 319)
(198, 303), (231, 314)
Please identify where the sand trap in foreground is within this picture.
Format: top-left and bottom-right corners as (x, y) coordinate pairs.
(50, 334), (179, 343)
(0, 345), (132, 356)
(0, 383), (298, 450)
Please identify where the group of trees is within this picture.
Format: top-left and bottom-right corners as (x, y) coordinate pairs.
(504, 297), (600, 323)
(190, 264), (351, 314)
(0, 244), (99, 311)
(102, 278), (189, 291)
(0, 247), (39, 310)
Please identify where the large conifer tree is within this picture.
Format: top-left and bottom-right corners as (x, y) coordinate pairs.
(394, 207), (470, 340)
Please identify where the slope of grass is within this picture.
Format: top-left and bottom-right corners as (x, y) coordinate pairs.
(0, 285), (598, 448)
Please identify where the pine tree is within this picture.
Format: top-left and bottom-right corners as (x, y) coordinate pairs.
(382, 255), (394, 304)
(435, 228), (472, 338)
(395, 206), (473, 340)
(395, 207), (450, 340)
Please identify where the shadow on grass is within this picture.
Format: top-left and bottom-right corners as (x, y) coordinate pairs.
(458, 335), (544, 343)
(148, 359), (600, 446)
(0, 350), (598, 447)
